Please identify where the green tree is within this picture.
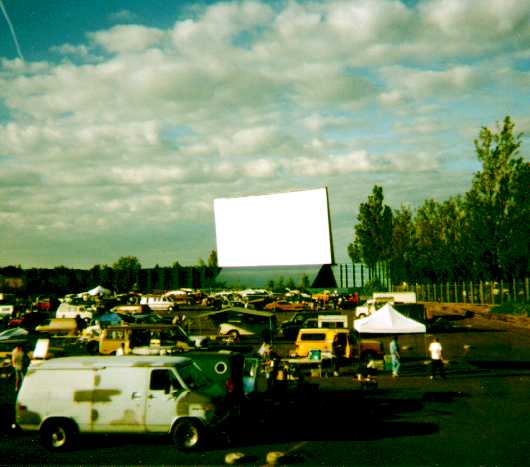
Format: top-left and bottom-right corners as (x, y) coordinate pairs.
(389, 205), (416, 283)
(465, 116), (529, 278)
(112, 256), (142, 292)
(300, 274), (310, 290)
(350, 185), (393, 277)
(207, 250), (218, 268)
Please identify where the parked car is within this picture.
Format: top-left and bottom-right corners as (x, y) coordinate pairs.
(15, 355), (227, 451)
(140, 295), (178, 313)
(264, 300), (309, 312)
(98, 324), (194, 355)
(200, 308), (277, 341)
(8, 311), (50, 331)
(279, 311), (337, 340)
(35, 318), (79, 336)
(185, 350), (245, 404)
(111, 304), (153, 315)
(293, 328), (384, 363)
(55, 302), (95, 321)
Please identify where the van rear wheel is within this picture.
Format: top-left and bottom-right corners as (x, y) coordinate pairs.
(172, 419), (203, 451)
(40, 419), (76, 451)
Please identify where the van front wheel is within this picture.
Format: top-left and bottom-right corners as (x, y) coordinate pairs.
(40, 419), (76, 451)
(172, 419), (203, 451)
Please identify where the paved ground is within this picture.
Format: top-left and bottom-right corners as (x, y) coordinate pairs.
(0, 308), (528, 466)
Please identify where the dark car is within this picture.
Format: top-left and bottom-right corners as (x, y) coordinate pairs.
(185, 350), (245, 404)
(279, 311), (338, 340)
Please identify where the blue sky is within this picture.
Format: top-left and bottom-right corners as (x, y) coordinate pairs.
(0, 0), (529, 269)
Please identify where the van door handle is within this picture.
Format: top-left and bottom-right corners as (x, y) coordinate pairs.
(131, 392), (142, 400)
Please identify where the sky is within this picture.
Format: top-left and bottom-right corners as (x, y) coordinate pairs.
(0, 0), (529, 270)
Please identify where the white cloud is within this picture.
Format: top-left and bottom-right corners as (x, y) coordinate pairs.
(89, 25), (166, 54)
(0, 0), (528, 267)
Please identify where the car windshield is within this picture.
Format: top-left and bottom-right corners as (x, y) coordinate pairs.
(177, 362), (210, 390)
(0, 327), (29, 340)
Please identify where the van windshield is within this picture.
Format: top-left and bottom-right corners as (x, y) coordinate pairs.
(177, 362), (210, 390)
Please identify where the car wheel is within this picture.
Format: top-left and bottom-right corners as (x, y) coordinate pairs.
(228, 330), (239, 340)
(172, 419), (203, 451)
(86, 340), (99, 355)
(40, 419), (76, 451)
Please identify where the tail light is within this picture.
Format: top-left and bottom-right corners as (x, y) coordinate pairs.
(225, 377), (235, 393)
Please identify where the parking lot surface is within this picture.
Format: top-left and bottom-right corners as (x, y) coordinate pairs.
(0, 312), (528, 466)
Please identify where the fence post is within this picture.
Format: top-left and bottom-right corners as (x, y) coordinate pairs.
(525, 277), (529, 302)
(512, 278), (516, 303)
(446, 282), (450, 303)
(479, 281), (484, 304)
(359, 264), (363, 287)
(500, 280), (503, 305)
(490, 282), (494, 305)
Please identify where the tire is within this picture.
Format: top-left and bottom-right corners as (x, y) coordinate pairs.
(228, 330), (239, 340)
(86, 340), (99, 355)
(172, 419), (204, 451)
(40, 419), (76, 451)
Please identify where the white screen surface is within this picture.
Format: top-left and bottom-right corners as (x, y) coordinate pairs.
(214, 188), (334, 267)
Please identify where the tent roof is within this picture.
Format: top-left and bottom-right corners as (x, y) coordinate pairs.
(87, 285), (112, 296)
(354, 303), (426, 334)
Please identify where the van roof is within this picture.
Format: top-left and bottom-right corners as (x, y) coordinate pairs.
(30, 355), (192, 370)
(298, 327), (350, 334)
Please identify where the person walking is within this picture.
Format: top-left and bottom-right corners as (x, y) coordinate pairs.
(11, 344), (27, 391)
(428, 337), (446, 379)
(389, 335), (400, 377)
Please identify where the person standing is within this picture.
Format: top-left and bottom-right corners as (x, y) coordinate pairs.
(389, 335), (400, 377)
(428, 337), (446, 379)
(11, 344), (27, 391)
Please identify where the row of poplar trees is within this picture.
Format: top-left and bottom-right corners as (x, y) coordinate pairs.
(349, 116), (529, 284)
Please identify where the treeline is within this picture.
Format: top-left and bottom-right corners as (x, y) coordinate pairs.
(0, 254), (220, 296)
(349, 116), (530, 284)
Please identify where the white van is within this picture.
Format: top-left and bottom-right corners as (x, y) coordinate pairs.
(140, 295), (176, 312)
(16, 356), (225, 451)
(55, 302), (94, 321)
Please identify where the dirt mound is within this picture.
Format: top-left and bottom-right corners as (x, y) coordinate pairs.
(423, 301), (530, 329)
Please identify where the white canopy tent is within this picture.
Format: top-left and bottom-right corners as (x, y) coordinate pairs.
(354, 303), (426, 334)
(87, 285), (112, 297)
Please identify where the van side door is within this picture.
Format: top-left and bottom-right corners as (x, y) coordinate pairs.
(87, 367), (146, 433)
(145, 368), (182, 432)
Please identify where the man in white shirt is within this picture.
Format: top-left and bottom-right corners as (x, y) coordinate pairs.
(428, 337), (446, 379)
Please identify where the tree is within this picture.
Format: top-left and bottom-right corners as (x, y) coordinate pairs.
(112, 256), (142, 292)
(286, 277), (296, 290)
(207, 250), (218, 268)
(389, 205), (416, 283)
(465, 116), (529, 279)
(300, 274), (310, 290)
(351, 185), (393, 276)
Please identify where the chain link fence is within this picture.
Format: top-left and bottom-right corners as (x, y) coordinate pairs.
(401, 279), (530, 305)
